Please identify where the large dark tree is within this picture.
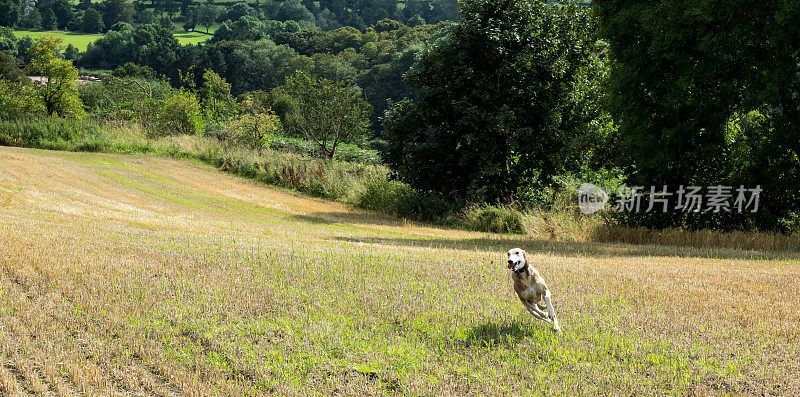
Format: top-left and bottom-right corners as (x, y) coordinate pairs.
(81, 8), (105, 33)
(41, 6), (56, 30)
(384, 0), (607, 204)
(80, 24), (181, 77)
(0, 0), (21, 27)
(101, 0), (135, 27)
(595, 0), (800, 231)
(50, 0), (75, 29)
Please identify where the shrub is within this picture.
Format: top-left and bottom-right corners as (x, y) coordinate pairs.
(0, 116), (102, 150)
(357, 177), (406, 214)
(268, 134), (381, 164)
(80, 76), (176, 120)
(199, 69), (237, 123)
(220, 112), (280, 150)
(0, 79), (40, 120)
(466, 205), (526, 234)
(356, 177), (454, 223)
(145, 92), (205, 136)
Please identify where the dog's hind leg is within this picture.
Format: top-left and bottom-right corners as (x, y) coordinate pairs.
(523, 301), (551, 323)
(542, 290), (560, 332)
(526, 300), (549, 319)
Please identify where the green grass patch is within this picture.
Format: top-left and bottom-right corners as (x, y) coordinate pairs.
(175, 31), (212, 45)
(12, 29), (211, 50)
(13, 30), (102, 51)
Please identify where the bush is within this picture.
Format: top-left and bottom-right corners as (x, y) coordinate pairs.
(210, 146), (385, 201)
(80, 76), (176, 120)
(145, 92), (205, 136)
(466, 205), (526, 234)
(0, 117), (102, 150)
(357, 177), (407, 213)
(0, 79), (40, 120)
(356, 177), (454, 223)
(220, 112), (280, 150)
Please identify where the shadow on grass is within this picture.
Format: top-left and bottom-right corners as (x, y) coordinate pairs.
(463, 321), (540, 348)
(292, 211), (408, 228)
(295, 211), (798, 261)
(329, 235), (799, 261)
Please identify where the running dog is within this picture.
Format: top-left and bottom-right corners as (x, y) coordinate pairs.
(506, 248), (560, 331)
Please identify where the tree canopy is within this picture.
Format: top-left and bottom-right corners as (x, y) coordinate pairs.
(26, 35), (84, 117)
(594, 0), (800, 230)
(384, 0), (609, 204)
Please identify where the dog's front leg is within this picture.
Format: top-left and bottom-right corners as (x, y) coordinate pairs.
(542, 291), (560, 332)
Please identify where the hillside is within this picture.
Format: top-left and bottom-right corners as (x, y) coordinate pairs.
(0, 147), (798, 395)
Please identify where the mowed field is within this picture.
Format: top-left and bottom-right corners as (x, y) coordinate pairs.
(0, 146), (798, 396)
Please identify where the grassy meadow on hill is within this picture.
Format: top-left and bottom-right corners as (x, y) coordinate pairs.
(12, 30), (102, 51)
(12, 30), (211, 50)
(0, 146), (798, 395)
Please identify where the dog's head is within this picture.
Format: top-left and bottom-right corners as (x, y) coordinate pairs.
(506, 248), (527, 271)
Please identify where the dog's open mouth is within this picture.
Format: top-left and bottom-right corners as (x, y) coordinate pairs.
(508, 262), (516, 269)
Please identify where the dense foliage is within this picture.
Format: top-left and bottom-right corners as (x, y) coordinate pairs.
(385, 0), (610, 204)
(595, 0), (800, 231)
(0, 0), (456, 33)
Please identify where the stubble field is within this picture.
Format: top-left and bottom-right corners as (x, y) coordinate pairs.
(0, 146), (798, 395)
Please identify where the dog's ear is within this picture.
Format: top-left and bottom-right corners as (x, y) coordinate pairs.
(522, 250), (528, 264)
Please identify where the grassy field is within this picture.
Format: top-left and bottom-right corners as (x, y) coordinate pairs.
(174, 31), (213, 45)
(12, 30), (102, 51)
(13, 30), (211, 50)
(0, 146), (798, 395)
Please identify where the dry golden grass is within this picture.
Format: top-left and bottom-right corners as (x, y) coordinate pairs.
(524, 206), (799, 252)
(1, 146), (799, 396)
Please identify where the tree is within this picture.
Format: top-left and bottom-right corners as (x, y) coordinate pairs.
(76, 0), (92, 11)
(51, 0), (75, 29)
(181, 6), (196, 31)
(20, 8), (42, 29)
(0, 27), (16, 55)
(226, 2), (256, 21)
(264, 0), (314, 23)
(135, 8), (155, 24)
(384, 0), (608, 204)
(63, 43), (78, 60)
(102, 0), (135, 27)
(79, 24), (181, 76)
(407, 14), (425, 27)
(198, 69), (236, 122)
(0, 50), (24, 83)
(595, 0), (800, 231)
(221, 94), (280, 151)
(41, 7), (57, 30)
(157, 13), (174, 31)
(211, 16), (267, 42)
(276, 70), (371, 159)
(0, 0), (21, 27)
(81, 8), (105, 33)
(15, 35), (34, 63)
(25, 35), (85, 117)
(0, 49), (38, 120)
(146, 91), (204, 135)
(195, 3), (219, 33)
